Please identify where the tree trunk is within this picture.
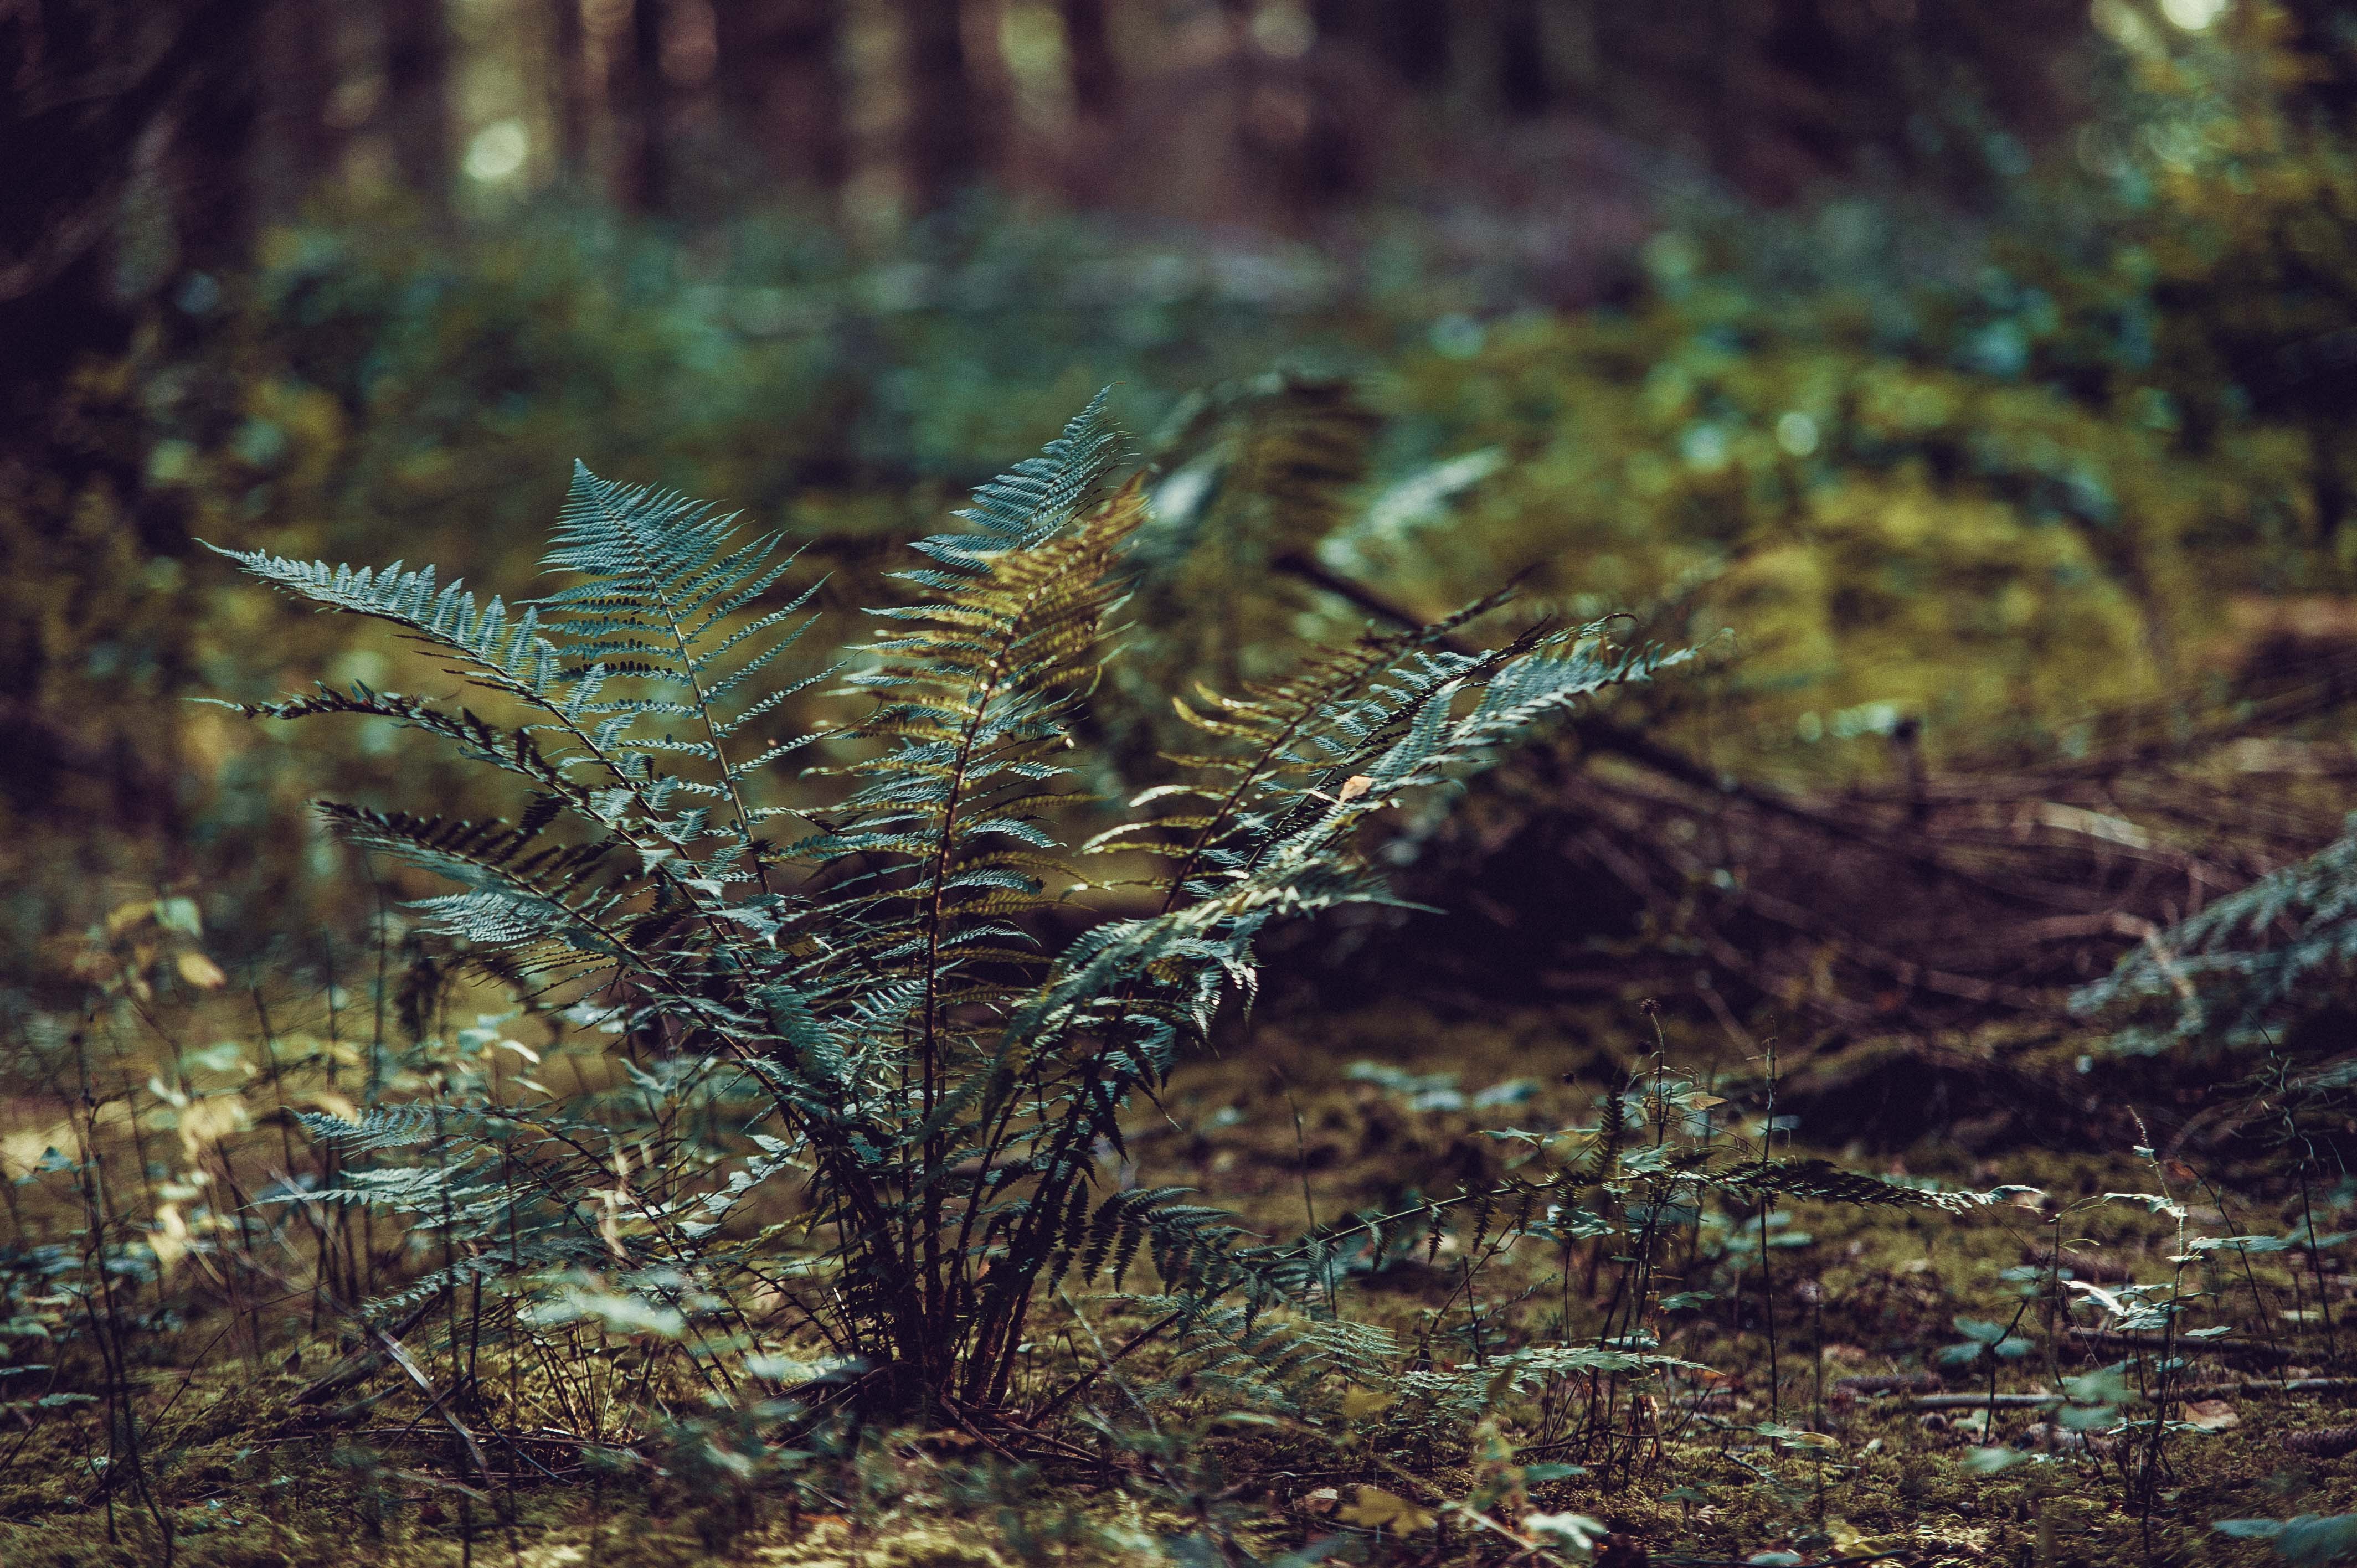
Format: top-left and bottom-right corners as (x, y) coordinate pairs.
(1059, 0), (1116, 118)
(261, 0), (344, 213)
(1374, 0), (1449, 90)
(383, 0), (451, 210)
(173, 0), (260, 276)
(549, 0), (594, 186)
(900, 0), (984, 214)
(3, 2), (199, 398)
(2314, 415), (2350, 551)
(0, 0), (248, 906)
(617, 0), (671, 213)
(714, 0), (846, 196)
(1495, 0), (1552, 118)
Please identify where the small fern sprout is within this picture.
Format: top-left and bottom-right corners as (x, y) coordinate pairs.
(211, 391), (1696, 1421)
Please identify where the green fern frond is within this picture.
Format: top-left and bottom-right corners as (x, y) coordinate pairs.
(1119, 1296), (1396, 1412)
(204, 547), (567, 699)
(1140, 373), (1378, 571)
(1710, 1157), (2004, 1214)
(2075, 812), (2357, 1054)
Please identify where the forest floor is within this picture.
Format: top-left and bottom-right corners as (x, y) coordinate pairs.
(0, 997), (2345, 1568)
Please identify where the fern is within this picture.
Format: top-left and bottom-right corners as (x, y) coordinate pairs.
(1116, 1296), (1398, 1413)
(215, 391), (1688, 1417)
(2075, 813), (2357, 1055)
(1100, 373), (1387, 771)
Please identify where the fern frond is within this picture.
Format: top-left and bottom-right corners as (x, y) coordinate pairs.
(1712, 1157), (1985, 1211)
(2076, 813), (2357, 1053)
(1118, 1296), (1396, 1412)
(1139, 374), (1378, 571)
(204, 546), (569, 702)
(796, 417), (1144, 1020)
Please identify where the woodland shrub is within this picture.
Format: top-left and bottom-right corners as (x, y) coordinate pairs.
(208, 395), (1695, 1415)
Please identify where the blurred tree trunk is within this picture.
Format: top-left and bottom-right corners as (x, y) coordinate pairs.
(549, 0), (594, 185)
(1374, 0), (1448, 91)
(616, 0), (672, 212)
(1, 0), (255, 395)
(262, 0), (344, 214)
(1538, 0), (1599, 99)
(383, 0), (452, 211)
(1495, 0), (1552, 118)
(901, 0), (986, 213)
(1443, 0), (1499, 116)
(174, 0), (261, 274)
(1307, 0), (1360, 51)
(715, 0), (846, 197)
(1060, 0), (1116, 118)
(1056, 0), (1118, 204)
(0, 0), (254, 901)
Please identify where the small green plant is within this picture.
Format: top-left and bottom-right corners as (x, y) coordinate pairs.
(209, 394), (1694, 1422)
(2215, 1512), (2357, 1566)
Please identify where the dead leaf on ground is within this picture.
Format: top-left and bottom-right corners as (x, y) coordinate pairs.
(1340, 1485), (1436, 1533)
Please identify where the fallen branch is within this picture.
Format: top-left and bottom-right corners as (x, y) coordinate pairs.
(1890, 1376), (2357, 1411)
(292, 1295), (440, 1406)
(2068, 1327), (2292, 1365)
(2285, 1426), (2357, 1457)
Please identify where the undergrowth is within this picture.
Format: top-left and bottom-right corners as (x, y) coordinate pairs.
(4, 400), (2355, 1566)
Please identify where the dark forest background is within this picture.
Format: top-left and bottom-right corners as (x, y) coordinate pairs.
(9, 0), (2357, 1090)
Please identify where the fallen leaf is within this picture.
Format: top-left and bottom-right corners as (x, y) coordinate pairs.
(148, 1203), (189, 1277)
(2183, 1399), (2240, 1431)
(176, 1096), (249, 1159)
(1298, 1487), (1340, 1515)
(1336, 774), (1375, 801)
(176, 951), (228, 989)
(1524, 1511), (1607, 1551)
(1340, 1486), (1436, 1533)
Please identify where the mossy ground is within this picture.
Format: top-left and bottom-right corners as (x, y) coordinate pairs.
(3, 998), (2345, 1566)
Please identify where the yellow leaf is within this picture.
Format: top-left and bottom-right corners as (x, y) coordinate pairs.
(176, 951), (229, 990)
(307, 1091), (359, 1123)
(1341, 1386), (1397, 1419)
(2, 1122), (79, 1180)
(177, 1096), (248, 1159)
(148, 1204), (190, 1278)
(1827, 1519), (1874, 1553)
(1339, 1486), (1436, 1533)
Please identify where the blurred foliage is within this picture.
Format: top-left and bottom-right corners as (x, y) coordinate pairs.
(0, 197), (1388, 978)
(1348, 7), (2357, 783)
(12, 4), (2357, 994)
